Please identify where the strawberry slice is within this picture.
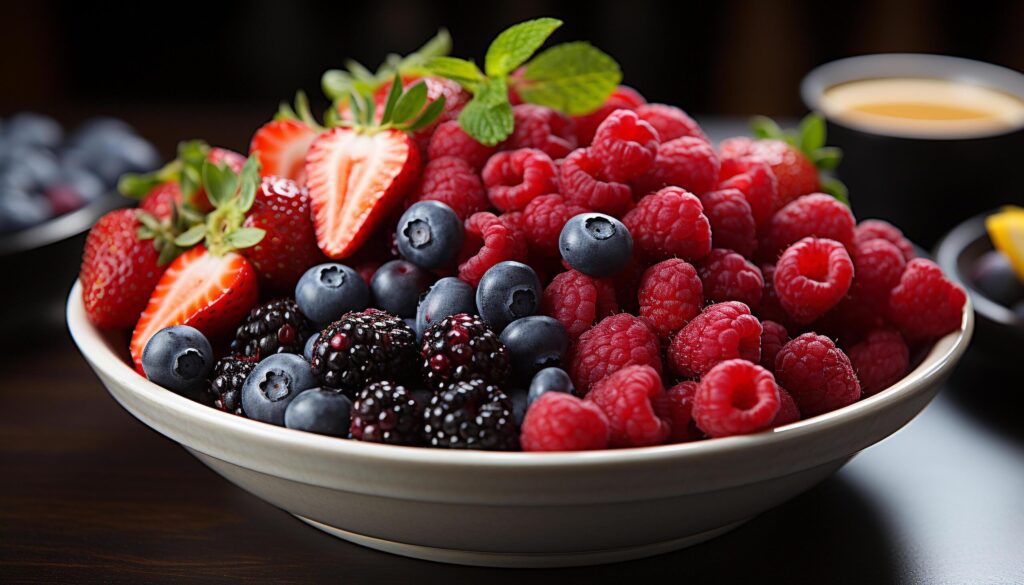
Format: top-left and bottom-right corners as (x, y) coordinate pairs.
(129, 246), (258, 372)
(249, 119), (318, 185)
(305, 127), (421, 259)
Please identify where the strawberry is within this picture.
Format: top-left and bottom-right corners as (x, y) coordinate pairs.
(306, 77), (446, 259)
(249, 119), (317, 185)
(241, 175), (325, 294)
(118, 141), (246, 213)
(80, 209), (166, 329)
(129, 246), (258, 371)
(139, 181), (183, 221)
(719, 113), (845, 208)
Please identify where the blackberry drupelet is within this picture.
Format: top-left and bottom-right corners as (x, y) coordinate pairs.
(351, 381), (423, 445)
(230, 299), (314, 360)
(311, 309), (417, 395)
(420, 313), (510, 391)
(423, 378), (518, 450)
(207, 356), (256, 415)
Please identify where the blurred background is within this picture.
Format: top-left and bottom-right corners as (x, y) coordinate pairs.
(3, 0), (1023, 157)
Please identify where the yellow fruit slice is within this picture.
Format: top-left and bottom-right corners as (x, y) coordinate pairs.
(986, 206), (1024, 282)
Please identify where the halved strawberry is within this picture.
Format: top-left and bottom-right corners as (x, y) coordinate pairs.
(305, 127), (421, 259)
(250, 119), (318, 185)
(129, 246), (258, 372)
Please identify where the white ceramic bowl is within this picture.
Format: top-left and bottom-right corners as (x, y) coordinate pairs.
(67, 281), (974, 568)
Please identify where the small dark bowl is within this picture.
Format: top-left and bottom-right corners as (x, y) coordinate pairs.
(802, 54), (1024, 248)
(935, 212), (1024, 359)
(0, 194), (129, 342)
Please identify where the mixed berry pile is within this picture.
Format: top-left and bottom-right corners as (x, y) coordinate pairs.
(78, 19), (967, 452)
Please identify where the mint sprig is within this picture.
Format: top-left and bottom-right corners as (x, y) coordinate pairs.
(750, 113), (849, 205)
(423, 17), (621, 146)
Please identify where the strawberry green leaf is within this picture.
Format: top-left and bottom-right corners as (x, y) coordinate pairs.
(237, 155), (261, 211)
(485, 17), (563, 77)
(750, 116), (785, 140)
(175, 224), (207, 247)
(388, 28), (453, 78)
(346, 59), (377, 86)
(202, 161), (239, 209)
(361, 93), (376, 126)
(392, 80), (429, 124)
(322, 69), (354, 101)
(156, 243), (180, 266)
(135, 210), (162, 232)
(380, 73), (405, 125)
(136, 226), (155, 240)
(225, 227), (266, 249)
(821, 176), (850, 205)
(812, 146), (843, 171)
(798, 113), (826, 153)
(516, 41), (621, 115)
(423, 56), (485, 88)
(458, 77), (514, 146)
(348, 91), (364, 124)
(406, 94), (447, 131)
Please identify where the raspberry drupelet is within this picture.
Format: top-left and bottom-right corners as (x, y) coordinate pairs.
(692, 359), (781, 438)
(668, 301), (762, 378)
(774, 333), (861, 417)
(570, 313), (662, 394)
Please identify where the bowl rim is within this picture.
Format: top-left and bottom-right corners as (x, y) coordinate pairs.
(0, 193), (128, 257)
(66, 280), (974, 469)
(800, 53), (1024, 140)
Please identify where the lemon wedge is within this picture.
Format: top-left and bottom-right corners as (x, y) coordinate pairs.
(986, 206), (1024, 282)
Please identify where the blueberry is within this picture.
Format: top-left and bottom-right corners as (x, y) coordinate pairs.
(396, 201), (464, 269)
(971, 250), (1024, 307)
(371, 259), (434, 318)
(284, 388), (353, 437)
(295, 263), (369, 327)
(476, 261), (541, 332)
(303, 332), (320, 362)
(3, 113), (62, 149)
(241, 353), (317, 425)
(0, 146), (60, 191)
(415, 276), (476, 339)
(508, 388), (529, 426)
(559, 212), (633, 277)
(141, 326), (214, 394)
(499, 316), (570, 383)
(527, 367), (575, 406)
(70, 117), (135, 149)
(0, 189), (51, 231)
(53, 166), (105, 202)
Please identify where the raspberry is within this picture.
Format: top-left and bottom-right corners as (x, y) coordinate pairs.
(506, 104), (577, 159)
(693, 359), (780, 438)
(720, 137), (820, 206)
(585, 365), (671, 447)
(522, 194), (588, 258)
(855, 219), (916, 262)
(426, 120), (498, 171)
(775, 333), (861, 416)
(623, 187), (712, 261)
(762, 193), (856, 260)
(631, 137), (720, 196)
(668, 301), (762, 378)
(759, 320), (789, 372)
(717, 160), (778, 228)
(850, 238), (907, 301)
(541, 269), (617, 339)
(698, 249), (764, 310)
(482, 148), (560, 212)
(591, 109), (660, 182)
(846, 329), (910, 395)
(774, 237), (854, 325)
(773, 386), (801, 426)
(635, 103), (708, 143)
(888, 258), (966, 340)
(571, 86), (647, 145)
(758, 263), (790, 325)
(570, 313), (662, 393)
(409, 156), (488, 220)
(638, 259), (704, 338)
(500, 211), (525, 232)
(458, 212), (528, 286)
(521, 392), (611, 451)
(559, 148), (633, 216)
(700, 189), (758, 259)
(665, 380), (701, 442)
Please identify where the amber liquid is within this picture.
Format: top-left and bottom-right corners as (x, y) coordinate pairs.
(847, 101), (995, 121)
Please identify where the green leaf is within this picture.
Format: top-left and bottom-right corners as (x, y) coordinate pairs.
(225, 227), (266, 249)
(391, 80), (428, 124)
(798, 112), (826, 153)
(275, 100), (299, 121)
(322, 69), (354, 100)
(202, 161), (238, 208)
(821, 176), (850, 206)
(134, 210), (162, 231)
(237, 155), (260, 211)
(413, 28), (452, 62)
(361, 93), (376, 126)
(118, 173), (162, 198)
(485, 17), (562, 77)
(812, 146), (843, 171)
(345, 59), (377, 85)
(380, 73), (405, 125)
(516, 41), (621, 115)
(293, 91), (318, 128)
(406, 95), (447, 131)
(157, 243), (180, 266)
(175, 224), (207, 247)
(750, 116), (785, 140)
(423, 56), (485, 88)
(457, 78), (514, 146)
(325, 102), (342, 127)
(136, 226), (155, 241)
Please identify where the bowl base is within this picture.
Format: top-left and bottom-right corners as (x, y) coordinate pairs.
(294, 514), (749, 568)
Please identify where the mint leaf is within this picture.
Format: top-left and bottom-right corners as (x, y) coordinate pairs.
(485, 17), (562, 77)
(516, 42), (621, 115)
(458, 78), (514, 146)
(392, 80), (428, 124)
(798, 113), (826, 153)
(423, 57), (485, 88)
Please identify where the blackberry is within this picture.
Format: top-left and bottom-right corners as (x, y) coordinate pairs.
(207, 356), (256, 415)
(423, 379), (518, 450)
(351, 381), (423, 445)
(230, 299), (314, 360)
(420, 313), (510, 391)
(311, 309), (417, 394)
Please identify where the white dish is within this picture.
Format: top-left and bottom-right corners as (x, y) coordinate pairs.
(67, 281), (973, 568)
